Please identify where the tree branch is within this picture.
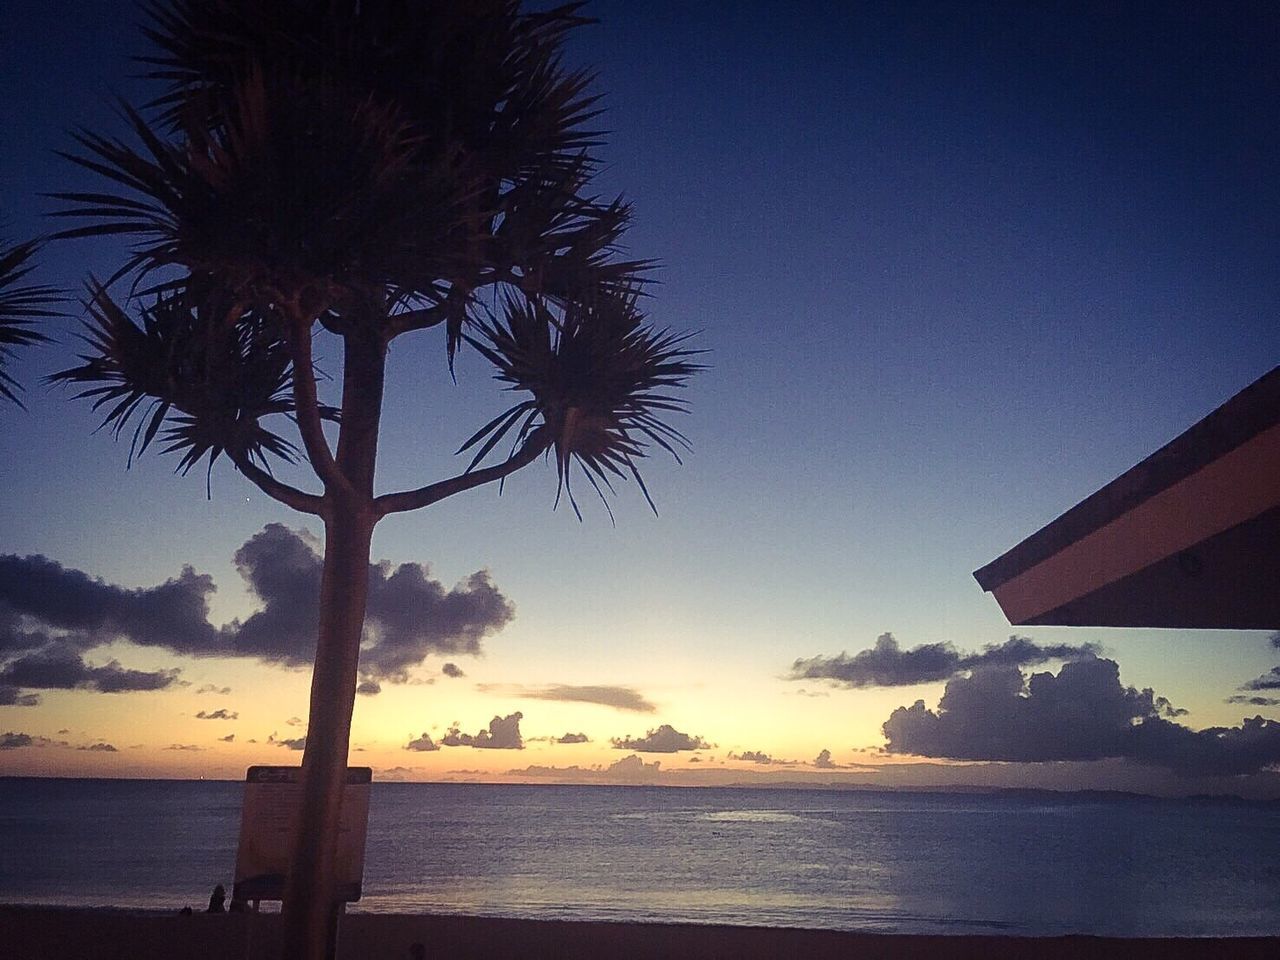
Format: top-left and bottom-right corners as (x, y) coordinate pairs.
(230, 453), (326, 515)
(374, 428), (552, 517)
(386, 304), (447, 338)
(286, 322), (355, 498)
(386, 282), (473, 340)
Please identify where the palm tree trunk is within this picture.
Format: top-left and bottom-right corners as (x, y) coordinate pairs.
(281, 505), (373, 960)
(282, 329), (386, 960)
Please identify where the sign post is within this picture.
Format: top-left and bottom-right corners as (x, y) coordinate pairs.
(233, 766), (373, 904)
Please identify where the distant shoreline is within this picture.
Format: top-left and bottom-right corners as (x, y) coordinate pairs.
(3, 905), (1278, 960)
(2, 774), (1278, 805)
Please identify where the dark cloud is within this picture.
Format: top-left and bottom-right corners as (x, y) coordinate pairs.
(285, 716), (304, 727)
(0, 685), (40, 706)
(1228, 695), (1280, 707)
(91, 662), (182, 693)
(219, 733), (235, 742)
(479, 683), (656, 713)
(229, 524), (514, 679)
(0, 555), (222, 654)
(556, 732), (588, 744)
(80, 742), (117, 752)
(960, 636), (1105, 671)
(356, 680), (381, 696)
(1242, 666), (1280, 692)
(274, 737), (306, 751)
(441, 663), (464, 679)
(0, 557), (203, 701)
(1218, 635), (1277, 700)
(404, 732), (440, 752)
(0, 607), (57, 656)
(790, 633), (955, 687)
(791, 633), (1100, 689)
(611, 724), (708, 753)
(813, 749), (839, 769)
(441, 713), (524, 749)
(0, 731), (34, 749)
(364, 565), (511, 681)
(225, 525), (321, 664)
(0, 648), (182, 693)
(0, 526), (515, 699)
(883, 658), (1280, 777)
(195, 709), (237, 721)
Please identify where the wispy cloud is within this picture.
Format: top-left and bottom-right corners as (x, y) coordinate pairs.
(730, 749), (797, 766)
(195, 709), (237, 721)
(790, 633), (1101, 689)
(478, 683), (656, 713)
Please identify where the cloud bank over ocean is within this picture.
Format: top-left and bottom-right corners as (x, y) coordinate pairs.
(0, 524), (512, 701)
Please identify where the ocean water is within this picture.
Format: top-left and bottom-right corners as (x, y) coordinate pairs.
(1, 778), (1278, 937)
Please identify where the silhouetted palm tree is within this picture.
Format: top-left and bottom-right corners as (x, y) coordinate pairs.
(48, 3), (699, 958)
(0, 238), (58, 407)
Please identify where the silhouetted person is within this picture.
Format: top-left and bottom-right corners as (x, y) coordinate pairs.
(206, 883), (226, 913)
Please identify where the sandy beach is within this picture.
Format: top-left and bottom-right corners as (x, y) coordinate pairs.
(2, 905), (1277, 959)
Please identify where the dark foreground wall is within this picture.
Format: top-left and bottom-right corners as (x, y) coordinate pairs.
(2, 905), (1277, 960)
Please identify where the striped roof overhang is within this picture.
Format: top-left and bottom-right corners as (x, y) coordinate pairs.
(974, 366), (1280, 630)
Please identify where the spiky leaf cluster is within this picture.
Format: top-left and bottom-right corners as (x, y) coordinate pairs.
(54, 76), (471, 313)
(464, 292), (702, 517)
(139, 0), (601, 176)
(0, 239), (59, 406)
(50, 284), (328, 481)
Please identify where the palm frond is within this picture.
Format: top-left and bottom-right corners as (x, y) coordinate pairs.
(0, 238), (62, 407)
(129, 1), (628, 354)
(47, 281), (333, 480)
(464, 289), (703, 517)
(137, 1), (602, 171)
(51, 74), (475, 308)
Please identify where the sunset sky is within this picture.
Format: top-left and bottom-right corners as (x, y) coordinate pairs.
(1, 1), (1278, 795)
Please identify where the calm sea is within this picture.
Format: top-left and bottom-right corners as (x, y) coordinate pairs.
(1, 778), (1277, 937)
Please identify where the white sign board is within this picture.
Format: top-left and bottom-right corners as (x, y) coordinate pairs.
(233, 765), (372, 902)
